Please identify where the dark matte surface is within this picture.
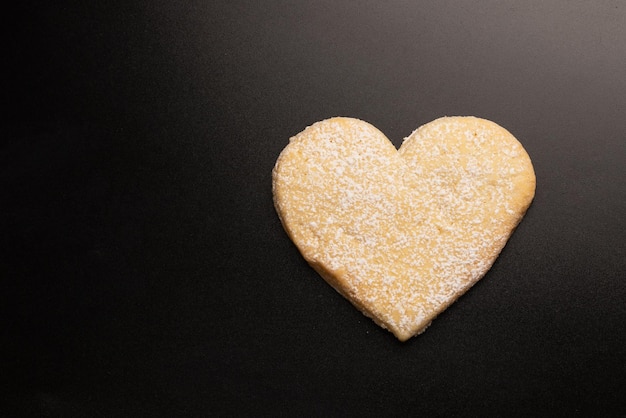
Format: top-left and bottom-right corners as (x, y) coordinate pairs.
(4, 1), (626, 416)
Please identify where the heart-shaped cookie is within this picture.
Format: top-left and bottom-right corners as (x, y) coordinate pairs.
(273, 117), (535, 341)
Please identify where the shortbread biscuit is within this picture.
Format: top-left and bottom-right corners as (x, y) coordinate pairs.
(272, 117), (535, 341)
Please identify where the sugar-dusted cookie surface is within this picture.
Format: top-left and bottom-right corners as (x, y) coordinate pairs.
(272, 117), (535, 341)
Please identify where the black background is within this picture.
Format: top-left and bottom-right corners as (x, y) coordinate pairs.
(4, 1), (626, 416)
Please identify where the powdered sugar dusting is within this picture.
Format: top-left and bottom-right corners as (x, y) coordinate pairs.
(272, 116), (536, 341)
